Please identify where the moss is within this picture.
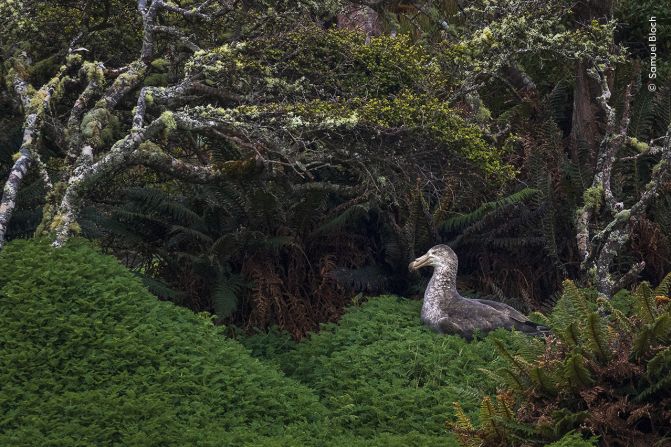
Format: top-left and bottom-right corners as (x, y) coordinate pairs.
(69, 221), (81, 235)
(160, 110), (176, 131)
(615, 209), (631, 221)
(65, 53), (82, 66)
(629, 137), (649, 153)
(652, 161), (665, 176)
(114, 60), (148, 87)
(143, 73), (169, 87)
(82, 62), (104, 83)
(48, 213), (65, 231)
(138, 140), (163, 153)
(150, 58), (169, 72)
(28, 88), (48, 111)
(582, 183), (604, 210)
(80, 108), (120, 147)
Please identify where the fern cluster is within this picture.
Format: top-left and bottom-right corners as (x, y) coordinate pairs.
(450, 277), (671, 446)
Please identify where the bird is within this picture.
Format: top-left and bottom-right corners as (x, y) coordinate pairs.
(408, 244), (548, 340)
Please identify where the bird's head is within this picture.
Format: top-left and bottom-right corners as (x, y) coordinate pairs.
(408, 244), (458, 271)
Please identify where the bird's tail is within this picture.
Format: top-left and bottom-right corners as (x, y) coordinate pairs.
(522, 321), (551, 336)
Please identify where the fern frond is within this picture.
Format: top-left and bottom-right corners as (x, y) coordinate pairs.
(634, 282), (658, 323)
(493, 338), (531, 379)
(632, 326), (653, 359)
(452, 401), (475, 432)
(125, 187), (203, 225)
(212, 275), (245, 318)
(636, 371), (671, 402)
(646, 347), (671, 378)
(479, 396), (506, 439)
(546, 80), (571, 125)
(651, 313), (671, 339)
(563, 280), (592, 321)
(530, 366), (558, 396)
(585, 312), (610, 362)
(654, 273), (671, 297)
(449, 402), (480, 447)
(441, 188), (540, 233)
(311, 203), (370, 236)
(597, 296), (633, 333)
(564, 352), (594, 388)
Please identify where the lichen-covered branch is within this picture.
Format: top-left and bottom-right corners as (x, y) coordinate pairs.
(52, 115), (170, 246)
(0, 116), (37, 250)
(573, 62), (657, 296)
(581, 115), (671, 296)
(40, 0), (225, 247)
(66, 63), (105, 161)
(0, 59), (71, 248)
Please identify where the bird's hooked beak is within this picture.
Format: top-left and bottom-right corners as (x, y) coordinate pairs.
(409, 252), (432, 271)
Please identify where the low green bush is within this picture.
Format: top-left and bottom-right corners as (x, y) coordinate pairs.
(0, 239), (329, 446)
(243, 296), (537, 445)
(1, 238), (568, 446)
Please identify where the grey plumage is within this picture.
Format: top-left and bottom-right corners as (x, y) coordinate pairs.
(409, 244), (548, 340)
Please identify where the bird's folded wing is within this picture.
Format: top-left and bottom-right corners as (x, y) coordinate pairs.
(471, 298), (529, 323)
(450, 300), (515, 332)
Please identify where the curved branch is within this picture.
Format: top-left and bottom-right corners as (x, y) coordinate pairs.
(0, 116), (37, 249)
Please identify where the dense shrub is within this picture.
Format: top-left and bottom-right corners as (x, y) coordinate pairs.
(243, 296), (537, 445)
(0, 239), (330, 446)
(0, 238), (615, 446)
(0, 238), (544, 446)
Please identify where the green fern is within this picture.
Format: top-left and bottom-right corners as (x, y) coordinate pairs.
(441, 187), (540, 233)
(563, 352), (594, 388)
(634, 282), (658, 324)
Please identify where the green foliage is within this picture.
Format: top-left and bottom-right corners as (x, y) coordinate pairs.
(452, 278), (671, 446)
(242, 296), (534, 443)
(185, 27), (513, 180)
(0, 238), (547, 446)
(190, 28), (434, 98)
(0, 239), (332, 446)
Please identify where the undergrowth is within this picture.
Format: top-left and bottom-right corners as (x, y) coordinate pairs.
(0, 239), (327, 446)
(242, 296), (540, 442)
(449, 279), (671, 446)
(1, 238), (605, 446)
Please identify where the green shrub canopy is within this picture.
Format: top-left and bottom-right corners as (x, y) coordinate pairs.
(0, 239), (327, 446)
(0, 239), (595, 446)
